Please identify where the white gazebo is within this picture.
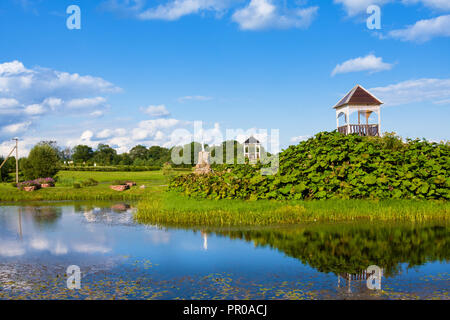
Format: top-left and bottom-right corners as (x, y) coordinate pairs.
(244, 136), (261, 161)
(334, 85), (383, 137)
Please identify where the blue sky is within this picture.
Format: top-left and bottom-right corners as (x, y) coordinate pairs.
(0, 0), (449, 156)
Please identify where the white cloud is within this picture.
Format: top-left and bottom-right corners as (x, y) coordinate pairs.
(0, 98), (19, 108)
(1, 121), (32, 134)
(334, 0), (390, 16)
(66, 97), (107, 109)
(178, 95), (213, 103)
(141, 104), (171, 117)
(331, 54), (393, 76)
(388, 15), (450, 42)
(137, 0), (227, 21)
(370, 78), (450, 106)
(24, 104), (46, 115)
(0, 60), (120, 139)
(290, 135), (311, 143)
(402, 0), (450, 11)
(232, 0), (318, 30)
(90, 110), (105, 118)
(0, 60), (30, 75)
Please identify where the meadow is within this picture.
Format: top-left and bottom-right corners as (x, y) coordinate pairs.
(0, 170), (170, 202)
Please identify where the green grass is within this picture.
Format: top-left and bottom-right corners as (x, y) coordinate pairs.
(0, 170), (174, 202)
(136, 191), (450, 226)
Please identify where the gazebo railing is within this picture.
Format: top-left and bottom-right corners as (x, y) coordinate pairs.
(338, 124), (379, 137)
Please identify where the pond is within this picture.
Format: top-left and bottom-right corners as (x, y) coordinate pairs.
(0, 202), (448, 300)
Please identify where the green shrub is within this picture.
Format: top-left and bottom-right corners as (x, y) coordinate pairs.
(169, 131), (450, 200)
(81, 178), (99, 187)
(22, 143), (60, 180)
(73, 182), (81, 189)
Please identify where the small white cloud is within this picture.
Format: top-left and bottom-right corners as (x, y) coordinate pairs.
(401, 0), (450, 11)
(388, 15), (450, 42)
(0, 60), (30, 75)
(334, 0), (390, 16)
(24, 104), (46, 115)
(137, 0), (227, 21)
(232, 0), (318, 30)
(177, 95), (213, 103)
(332, 54), (393, 76)
(1, 121), (31, 134)
(66, 97), (107, 109)
(141, 104), (171, 117)
(90, 110), (104, 118)
(0, 98), (19, 108)
(290, 135), (311, 143)
(370, 78), (450, 106)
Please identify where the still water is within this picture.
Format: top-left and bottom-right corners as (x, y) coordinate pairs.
(0, 202), (448, 300)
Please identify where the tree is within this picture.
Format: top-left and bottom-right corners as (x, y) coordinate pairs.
(22, 143), (60, 180)
(72, 145), (94, 164)
(93, 144), (117, 165)
(0, 157), (9, 181)
(148, 146), (170, 166)
(129, 145), (150, 161)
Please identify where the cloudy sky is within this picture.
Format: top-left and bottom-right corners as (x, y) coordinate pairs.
(0, 0), (449, 156)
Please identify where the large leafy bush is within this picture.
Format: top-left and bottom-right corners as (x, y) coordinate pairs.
(169, 132), (449, 200)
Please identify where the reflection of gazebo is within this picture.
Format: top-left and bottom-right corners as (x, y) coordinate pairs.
(334, 85), (383, 137)
(244, 136), (261, 161)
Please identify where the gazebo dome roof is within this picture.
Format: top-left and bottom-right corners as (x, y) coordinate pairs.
(333, 85), (383, 109)
(244, 136), (260, 144)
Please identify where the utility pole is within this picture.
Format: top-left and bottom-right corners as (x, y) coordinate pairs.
(14, 138), (19, 184)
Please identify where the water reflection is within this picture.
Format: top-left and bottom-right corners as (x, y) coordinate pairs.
(205, 223), (450, 277)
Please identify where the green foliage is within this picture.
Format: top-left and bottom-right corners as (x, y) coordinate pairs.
(72, 145), (94, 164)
(60, 165), (160, 172)
(81, 178), (99, 187)
(22, 142), (60, 180)
(73, 182), (81, 189)
(169, 131), (450, 200)
(0, 157), (8, 182)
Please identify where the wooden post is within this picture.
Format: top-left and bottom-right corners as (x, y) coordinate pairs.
(15, 138), (19, 184)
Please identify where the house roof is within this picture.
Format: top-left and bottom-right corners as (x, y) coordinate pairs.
(333, 85), (383, 109)
(244, 136), (260, 144)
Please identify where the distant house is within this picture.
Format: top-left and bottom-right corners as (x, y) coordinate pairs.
(244, 136), (261, 161)
(334, 85), (383, 137)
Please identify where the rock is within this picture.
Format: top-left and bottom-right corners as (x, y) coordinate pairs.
(109, 185), (130, 192)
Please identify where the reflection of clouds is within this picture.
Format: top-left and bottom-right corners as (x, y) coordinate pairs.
(0, 241), (25, 257)
(51, 241), (68, 255)
(30, 238), (49, 250)
(73, 243), (111, 254)
(145, 228), (171, 244)
(82, 206), (135, 225)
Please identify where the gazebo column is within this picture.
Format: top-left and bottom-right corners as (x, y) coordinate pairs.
(377, 108), (381, 137)
(346, 107), (350, 135)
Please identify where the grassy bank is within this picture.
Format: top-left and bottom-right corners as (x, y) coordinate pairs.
(136, 191), (450, 227)
(0, 170), (170, 201)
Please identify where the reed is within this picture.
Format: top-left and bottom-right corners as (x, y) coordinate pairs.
(136, 191), (450, 227)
